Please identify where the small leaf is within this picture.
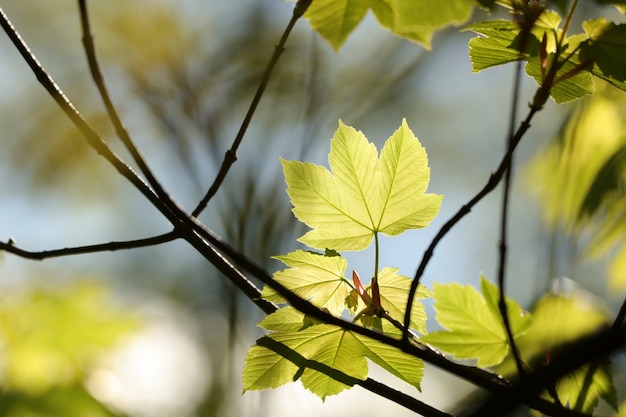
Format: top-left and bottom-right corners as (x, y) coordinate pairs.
(466, 11), (562, 73)
(422, 275), (531, 367)
(261, 250), (350, 316)
(282, 119), (442, 252)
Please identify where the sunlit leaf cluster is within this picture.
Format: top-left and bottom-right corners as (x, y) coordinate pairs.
(245, 120), (439, 398)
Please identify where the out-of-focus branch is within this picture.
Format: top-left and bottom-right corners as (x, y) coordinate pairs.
(191, 0), (312, 217)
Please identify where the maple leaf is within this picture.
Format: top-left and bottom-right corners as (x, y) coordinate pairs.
(261, 250), (351, 316)
(281, 119), (442, 252)
(422, 275), (531, 367)
(243, 307), (424, 399)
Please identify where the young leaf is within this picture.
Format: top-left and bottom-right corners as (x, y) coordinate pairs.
(525, 36), (596, 103)
(261, 250), (350, 316)
(466, 11), (562, 72)
(281, 119), (442, 252)
(422, 275), (531, 367)
(303, 0), (478, 51)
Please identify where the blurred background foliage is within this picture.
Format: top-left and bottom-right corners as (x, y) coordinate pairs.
(524, 80), (626, 291)
(1, 0), (626, 416)
(0, 280), (138, 417)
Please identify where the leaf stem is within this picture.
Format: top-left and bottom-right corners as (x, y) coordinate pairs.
(374, 232), (380, 280)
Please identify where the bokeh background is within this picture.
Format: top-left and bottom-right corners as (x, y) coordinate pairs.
(1, 1), (625, 416)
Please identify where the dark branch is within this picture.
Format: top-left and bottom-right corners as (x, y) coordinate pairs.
(0, 232), (177, 259)
(78, 0), (174, 205)
(191, 0), (312, 217)
(403, 104), (539, 337)
(0, 5), (276, 316)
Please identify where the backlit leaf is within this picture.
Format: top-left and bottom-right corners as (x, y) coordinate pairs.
(281, 119), (442, 252)
(244, 308), (424, 399)
(261, 250), (350, 316)
(422, 275), (531, 367)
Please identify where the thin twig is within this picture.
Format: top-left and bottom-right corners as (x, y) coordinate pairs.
(403, 105), (539, 337)
(495, 51), (527, 382)
(78, 0), (173, 204)
(191, 0), (312, 217)
(0, 6), (276, 316)
(0, 232), (177, 259)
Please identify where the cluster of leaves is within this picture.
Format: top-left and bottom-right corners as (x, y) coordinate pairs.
(243, 120), (440, 398)
(241, 117), (620, 413)
(241, 120), (620, 414)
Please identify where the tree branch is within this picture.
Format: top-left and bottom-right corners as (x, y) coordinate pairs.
(403, 104), (539, 337)
(0, 232), (177, 259)
(77, 0), (174, 205)
(191, 0), (312, 217)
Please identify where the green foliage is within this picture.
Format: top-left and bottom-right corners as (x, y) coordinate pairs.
(281, 119), (442, 251)
(466, 3), (626, 104)
(244, 121), (436, 398)
(303, 0), (480, 51)
(0, 279), (140, 416)
(511, 292), (617, 412)
(524, 87), (626, 289)
(422, 275), (531, 367)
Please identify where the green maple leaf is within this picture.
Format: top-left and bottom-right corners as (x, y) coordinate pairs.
(422, 275), (531, 368)
(304, 0), (478, 51)
(281, 119), (442, 252)
(261, 250), (350, 316)
(243, 308), (423, 399)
